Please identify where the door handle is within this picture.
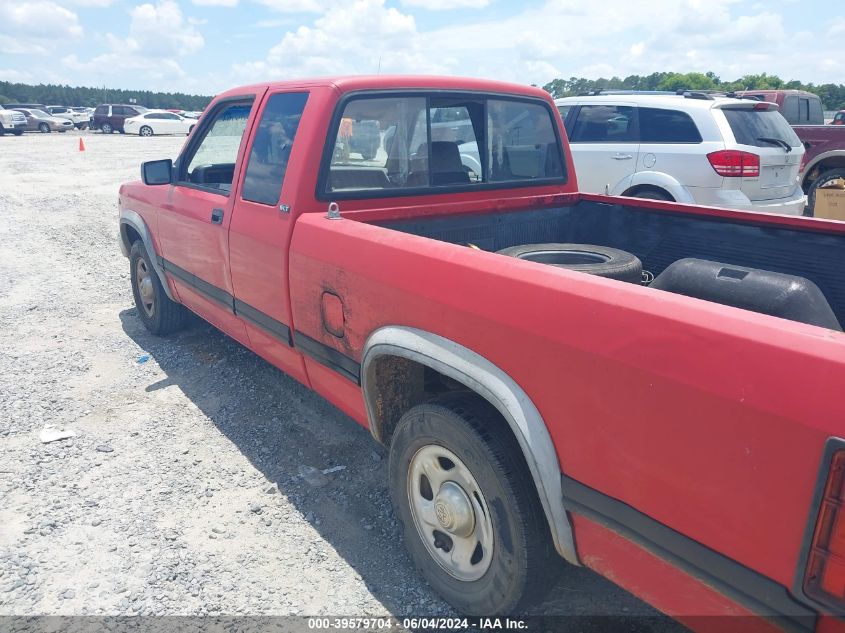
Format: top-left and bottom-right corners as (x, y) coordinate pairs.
(612, 153), (634, 160)
(210, 208), (224, 224)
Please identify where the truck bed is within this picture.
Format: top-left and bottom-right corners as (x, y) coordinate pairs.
(374, 196), (845, 326)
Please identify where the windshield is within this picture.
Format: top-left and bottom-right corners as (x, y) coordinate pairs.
(134, 106), (148, 114)
(722, 108), (801, 148)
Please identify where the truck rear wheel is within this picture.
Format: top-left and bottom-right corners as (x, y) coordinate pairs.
(808, 168), (845, 216)
(129, 241), (187, 335)
(388, 394), (559, 615)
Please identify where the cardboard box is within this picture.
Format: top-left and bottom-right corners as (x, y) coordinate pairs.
(814, 178), (845, 221)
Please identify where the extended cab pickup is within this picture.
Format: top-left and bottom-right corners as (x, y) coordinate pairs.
(739, 90), (845, 213)
(119, 76), (845, 631)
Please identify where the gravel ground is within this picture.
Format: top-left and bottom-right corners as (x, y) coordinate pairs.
(0, 131), (683, 631)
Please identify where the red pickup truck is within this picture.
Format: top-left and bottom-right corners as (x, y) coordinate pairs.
(118, 76), (845, 631)
(739, 90), (845, 213)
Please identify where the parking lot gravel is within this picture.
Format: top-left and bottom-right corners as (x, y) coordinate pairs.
(0, 132), (683, 631)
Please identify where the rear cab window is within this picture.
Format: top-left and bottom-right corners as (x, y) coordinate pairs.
(320, 92), (565, 198)
(721, 107), (801, 149)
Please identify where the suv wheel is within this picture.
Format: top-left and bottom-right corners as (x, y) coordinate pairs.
(389, 394), (560, 615)
(101, 122), (113, 134)
(630, 189), (673, 201)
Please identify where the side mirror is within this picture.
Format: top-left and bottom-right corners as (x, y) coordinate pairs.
(142, 159), (173, 185)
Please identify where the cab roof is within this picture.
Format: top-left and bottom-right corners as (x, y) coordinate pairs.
(216, 75), (551, 101)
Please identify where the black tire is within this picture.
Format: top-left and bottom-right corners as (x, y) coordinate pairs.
(118, 128), (125, 134)
(629, 188), (673, 201)
(13, 130), (23, 136)
(807, 168), (845, 216)
(139, 125), (153, 137)
(129, 241), (187, 335)
(497, 243), (643, 284)
(389, 394), (560, 615)
(0, 125), (5, 137)
(38, 123), (50, 133)
(101, 122), (113, 134)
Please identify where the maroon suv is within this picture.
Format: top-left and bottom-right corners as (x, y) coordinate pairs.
(92, 104), (147, 134)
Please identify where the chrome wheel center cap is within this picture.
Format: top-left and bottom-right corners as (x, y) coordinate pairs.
(139, 277), (154, 303)
(434, 481), (475, 538)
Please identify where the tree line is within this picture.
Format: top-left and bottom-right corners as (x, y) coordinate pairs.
(3, 71), (845, 111)
(542, 72), (845, 111)
(0, 81), (212, 110)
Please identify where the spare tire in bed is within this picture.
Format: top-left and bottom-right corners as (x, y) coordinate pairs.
(497, 243), (643, 284)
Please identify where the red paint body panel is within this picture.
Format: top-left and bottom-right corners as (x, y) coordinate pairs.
(570, 514), (779, 632)
(118, 75), (845, 628)
(287, 206), (845, 591)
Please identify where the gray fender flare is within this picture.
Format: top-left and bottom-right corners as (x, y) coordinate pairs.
(361, 326), (579, 565)
(119, 209), (176, 302)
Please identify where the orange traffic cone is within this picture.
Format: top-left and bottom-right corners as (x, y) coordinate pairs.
(79, 137), (85, 152)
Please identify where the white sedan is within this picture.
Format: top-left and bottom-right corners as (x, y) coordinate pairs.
(124, 111), (196, 137)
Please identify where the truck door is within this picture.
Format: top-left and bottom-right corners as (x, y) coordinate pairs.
(567, 103), (639, 194)
(157, 96), (256, 344)
(228, 90), (311, 384)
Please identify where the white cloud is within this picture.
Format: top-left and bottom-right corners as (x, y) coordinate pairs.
(58, 0), (204, 89)
(0, 68), (34, 83)
(253, 0), (338, 12)
(124, 0), (205, 57)
(192, 0), (238, 7)
(234, 0), (445, 81)
(0, 0), (83, 55)
(401, 0), (489, 9)
(56, 0), (114, 7)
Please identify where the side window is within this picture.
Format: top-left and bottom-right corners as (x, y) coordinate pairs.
(809, 97), (824, 125)
(569, 105), (636, 143)
(782, 96), (799, 125)
(557, 105), (573, 130)
(638, 108), (702, 143)
(181, 101), (253, 194)
(113, 106), (125, 116)
(487, 99), (562, 181)
(95, 105), (108, 115)
(241, 92), (308, 206)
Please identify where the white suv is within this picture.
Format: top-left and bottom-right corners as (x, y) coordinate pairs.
(555, 92), (807, 215)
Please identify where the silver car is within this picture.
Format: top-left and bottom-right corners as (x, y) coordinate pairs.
(14, 108), (75, 133)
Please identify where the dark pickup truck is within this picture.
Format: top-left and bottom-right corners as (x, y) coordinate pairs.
(739, 90), (845, 212)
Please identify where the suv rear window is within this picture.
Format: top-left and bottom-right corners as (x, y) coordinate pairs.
(722, 108), (801, 148)
(639, 108), (702, 143)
